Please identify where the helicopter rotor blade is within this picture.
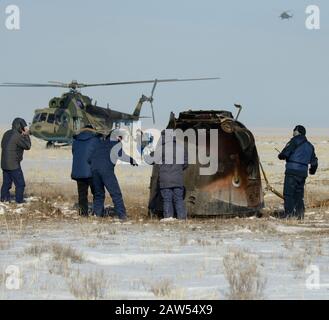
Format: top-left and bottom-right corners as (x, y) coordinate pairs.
(48, 81), (69, 86)
(0, 82), (65, 87)
(0, 77), (219, 89)
(79, 77), (220, 88)
(151, 79), (158, 97)
(150, 101), (156, 125)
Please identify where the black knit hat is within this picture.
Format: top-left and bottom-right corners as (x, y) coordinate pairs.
(294, 125), (306, 136)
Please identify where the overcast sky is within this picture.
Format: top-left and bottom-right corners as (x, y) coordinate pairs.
(0, 0), (328, 130)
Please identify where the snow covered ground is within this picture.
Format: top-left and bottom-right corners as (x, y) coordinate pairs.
(0, 130), (329, 300)
(1, 206), (329, 300)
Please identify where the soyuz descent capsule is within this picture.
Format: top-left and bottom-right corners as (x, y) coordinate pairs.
(148, 107), (264, 217)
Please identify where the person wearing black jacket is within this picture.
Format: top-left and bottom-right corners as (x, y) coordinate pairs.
(1, 118), (31, 203)
(278, 125), (318, 219)
(71, 125), (101, 216)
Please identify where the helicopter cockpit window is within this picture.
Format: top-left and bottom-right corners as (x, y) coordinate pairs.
(54, 111), (69, 127)
(73, 117), (81, 131)
(47, 114), (55, 124)
(62, 114), (69, 128)
(55, 113), (61, 124)
(55, 110), (65, 124)
(32, 114), (41, 123)
(39, 113), (48, 122)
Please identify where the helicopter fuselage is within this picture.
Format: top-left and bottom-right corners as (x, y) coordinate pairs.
(29, 91), (141, 144)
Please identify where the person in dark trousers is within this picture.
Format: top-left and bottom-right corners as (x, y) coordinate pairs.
(156, 130), (188, 220)
(71, 125), (100, 216)
(1, 118), (31, 203)
(90, 130), (138, 219)
(278, 125), (318, 219)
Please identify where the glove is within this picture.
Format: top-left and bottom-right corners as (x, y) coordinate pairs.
(130, 158), (138, 166)
(309, 167), (316, 175)
(278, 153), (285, 160)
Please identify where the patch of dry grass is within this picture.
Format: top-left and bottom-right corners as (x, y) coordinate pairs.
(150, 278), (174, 297)
(27, 198), (56, 213)
(245, 220), (277, 234)
(26, 182), (76, 203)
(24, 243), (84, 263)
(197, 238), (212, 246)
(166, 287), (187, 300)
(291, 251), (312, 271)
(305, 191), (329, 209)
(66, 270), (110, 300)
(0, 269), (4, 288)
(179, 234), (188, 246)
(309, 198), (329, 208)
(282, 237), (295, 250)
(26, 198), (64, 219)
(147, 278), (186, 299)
(223, 247), (267, 300)
(51, 243), (84, 263)
(0, 240), (11, 250)
(125, 199), (149, 221)
(290, 240), (323, 271)
(24, 243), (50, 257)
(48, 259), (72, 278)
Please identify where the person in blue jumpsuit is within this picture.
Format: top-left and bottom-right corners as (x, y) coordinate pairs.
(90, 131), (138, 219)
(278, 125), (318, 219)
(71, 125), (101, 216)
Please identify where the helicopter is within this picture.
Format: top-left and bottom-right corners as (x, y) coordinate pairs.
(0, 77), (218, 147)
(279, 11), (293, 20)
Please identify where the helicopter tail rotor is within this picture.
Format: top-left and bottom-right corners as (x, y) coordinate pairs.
(149, 79), (158, 124)
(134, 79), (158, 124)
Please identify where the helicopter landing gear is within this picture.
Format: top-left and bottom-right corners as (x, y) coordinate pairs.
(46, 141), (55, 149)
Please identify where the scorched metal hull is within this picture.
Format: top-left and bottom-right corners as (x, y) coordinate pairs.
(148, 110), (264, 217)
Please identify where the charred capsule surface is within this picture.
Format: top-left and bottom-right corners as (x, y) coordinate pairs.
(148, 110), (264, 217)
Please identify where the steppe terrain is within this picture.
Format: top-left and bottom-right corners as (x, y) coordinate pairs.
(0, 127), (329, 300)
